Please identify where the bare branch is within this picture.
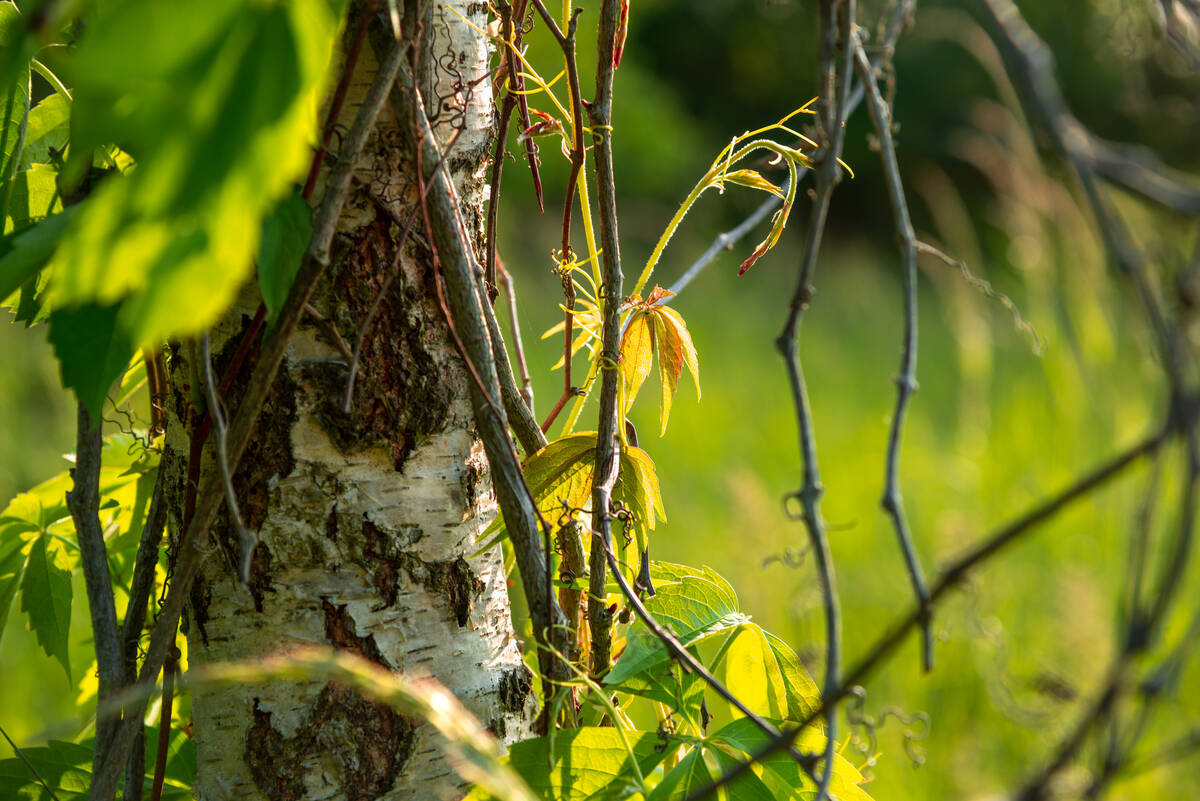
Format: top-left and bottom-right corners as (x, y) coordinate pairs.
(852, 31), (934, 673)
(66, 403), (125, 801)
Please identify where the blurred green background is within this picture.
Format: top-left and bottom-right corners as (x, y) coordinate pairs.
(3, 0), (1198, 799)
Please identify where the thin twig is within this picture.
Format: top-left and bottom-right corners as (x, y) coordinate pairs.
(852, 31), (934, 673)
(685, 423), (1171, 801)
(770, 1), (858, 798)
(914, 240), (1042, 353)
(199, 333), (257, 585)
(66, 403), (125, 801)
(497, 254), (536, 411)
(303, 303), (354, 362)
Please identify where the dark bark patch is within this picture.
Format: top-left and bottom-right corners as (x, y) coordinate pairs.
(395, 553), (483, 627)
(186, 572), (212, 646)
(487, 716), (508, 741)
(322, 599), (388, 667)
(246, 700), (306, 801)
(362, 518), (399, 606)
(304, 228), (456, 472)
(209, 315), (298, 594)
(244, 688), (414, 801)
(497, 664), (534, 714)
(325, 504), (339, 541)
(247, 542), (274, 613)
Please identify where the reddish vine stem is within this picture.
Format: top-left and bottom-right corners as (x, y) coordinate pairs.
(484, 0), (535, 299)
(302, 11), (369, 202)
(530, 0), (586, 436)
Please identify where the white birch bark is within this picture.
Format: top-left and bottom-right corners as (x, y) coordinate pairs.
(163, 6), (536, 799)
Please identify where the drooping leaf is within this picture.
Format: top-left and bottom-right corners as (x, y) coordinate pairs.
(652, 312), (681, 436)
(606, 568), (749, 686)
(619, 310), (655, 411)
(19, 534), (73, 680)
(257, 189), (312, 322)
(46, 300), (136, 417)
(479, 434), (663, 554)
(722, 168), (785, 199)
(0, 537), (27, 646)
(656, 305), (699, 398)
(467, 727), (668, 801)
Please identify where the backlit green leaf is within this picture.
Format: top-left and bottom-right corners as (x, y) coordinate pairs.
(469, 728), (667, 801)
(258, 189), (313, 322)
(20, 534), (73, 680)
(47, 301), (135, 417)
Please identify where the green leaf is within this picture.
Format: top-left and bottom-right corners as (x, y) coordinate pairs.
(470, 728), (668, 801)
(0, 537), (27, 647)
(258, 189), (312, 322)
(18, 92), (69, 169)
(612, 653), (706, 725)
(723, 624), (819, 724)
(4, 162), (61, 231)
(606, 569), (749, 685)
(0, 206), (72, 303)
(0, 62), (29, 183)
(0, 738), (92, 800)
(648, 745), (776, 801)
(708, 718), (875, 801)
(479, 434), (664, 559)
(47, 0), (338, 347)
(20, 534), (73, 680)
(47, 301), (135, 417)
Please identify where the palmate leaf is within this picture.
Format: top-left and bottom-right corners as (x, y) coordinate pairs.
(620, 291), (700, 436)
(648, 745), (776, 801)
(466, 728), (668, 801)
(605, 563), (749, 686)
(708, 718), (874, 801)
(478, 433), (664, 552)
(723, 624), (820, 725)
(0, 727), (195, 800)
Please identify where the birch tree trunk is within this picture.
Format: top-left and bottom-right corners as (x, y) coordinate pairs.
(161, 5), (537, 799)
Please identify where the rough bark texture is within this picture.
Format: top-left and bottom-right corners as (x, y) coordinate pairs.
(163, 6), (536, 799)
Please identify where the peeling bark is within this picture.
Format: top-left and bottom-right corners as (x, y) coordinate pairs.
(165, 6), (536, 799)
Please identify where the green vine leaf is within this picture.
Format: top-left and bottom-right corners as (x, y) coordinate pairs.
(648, 745), (775, 801)
(46, 300), (136, 417)
(477, 433), (664, 554)
(19, 533), (73, 681)
(257, 189), (312, 324)
(45, 0), (339, 347)
(605, 563), (748, 686)
(467, 727), (669, 801)
(708, 718), (875, 801)
(722, 623), (820, 725)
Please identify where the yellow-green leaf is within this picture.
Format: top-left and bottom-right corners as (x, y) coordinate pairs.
(651, 311), (682, 436)
(722, 168), (785, 198)
(619, 311), (655, 412)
